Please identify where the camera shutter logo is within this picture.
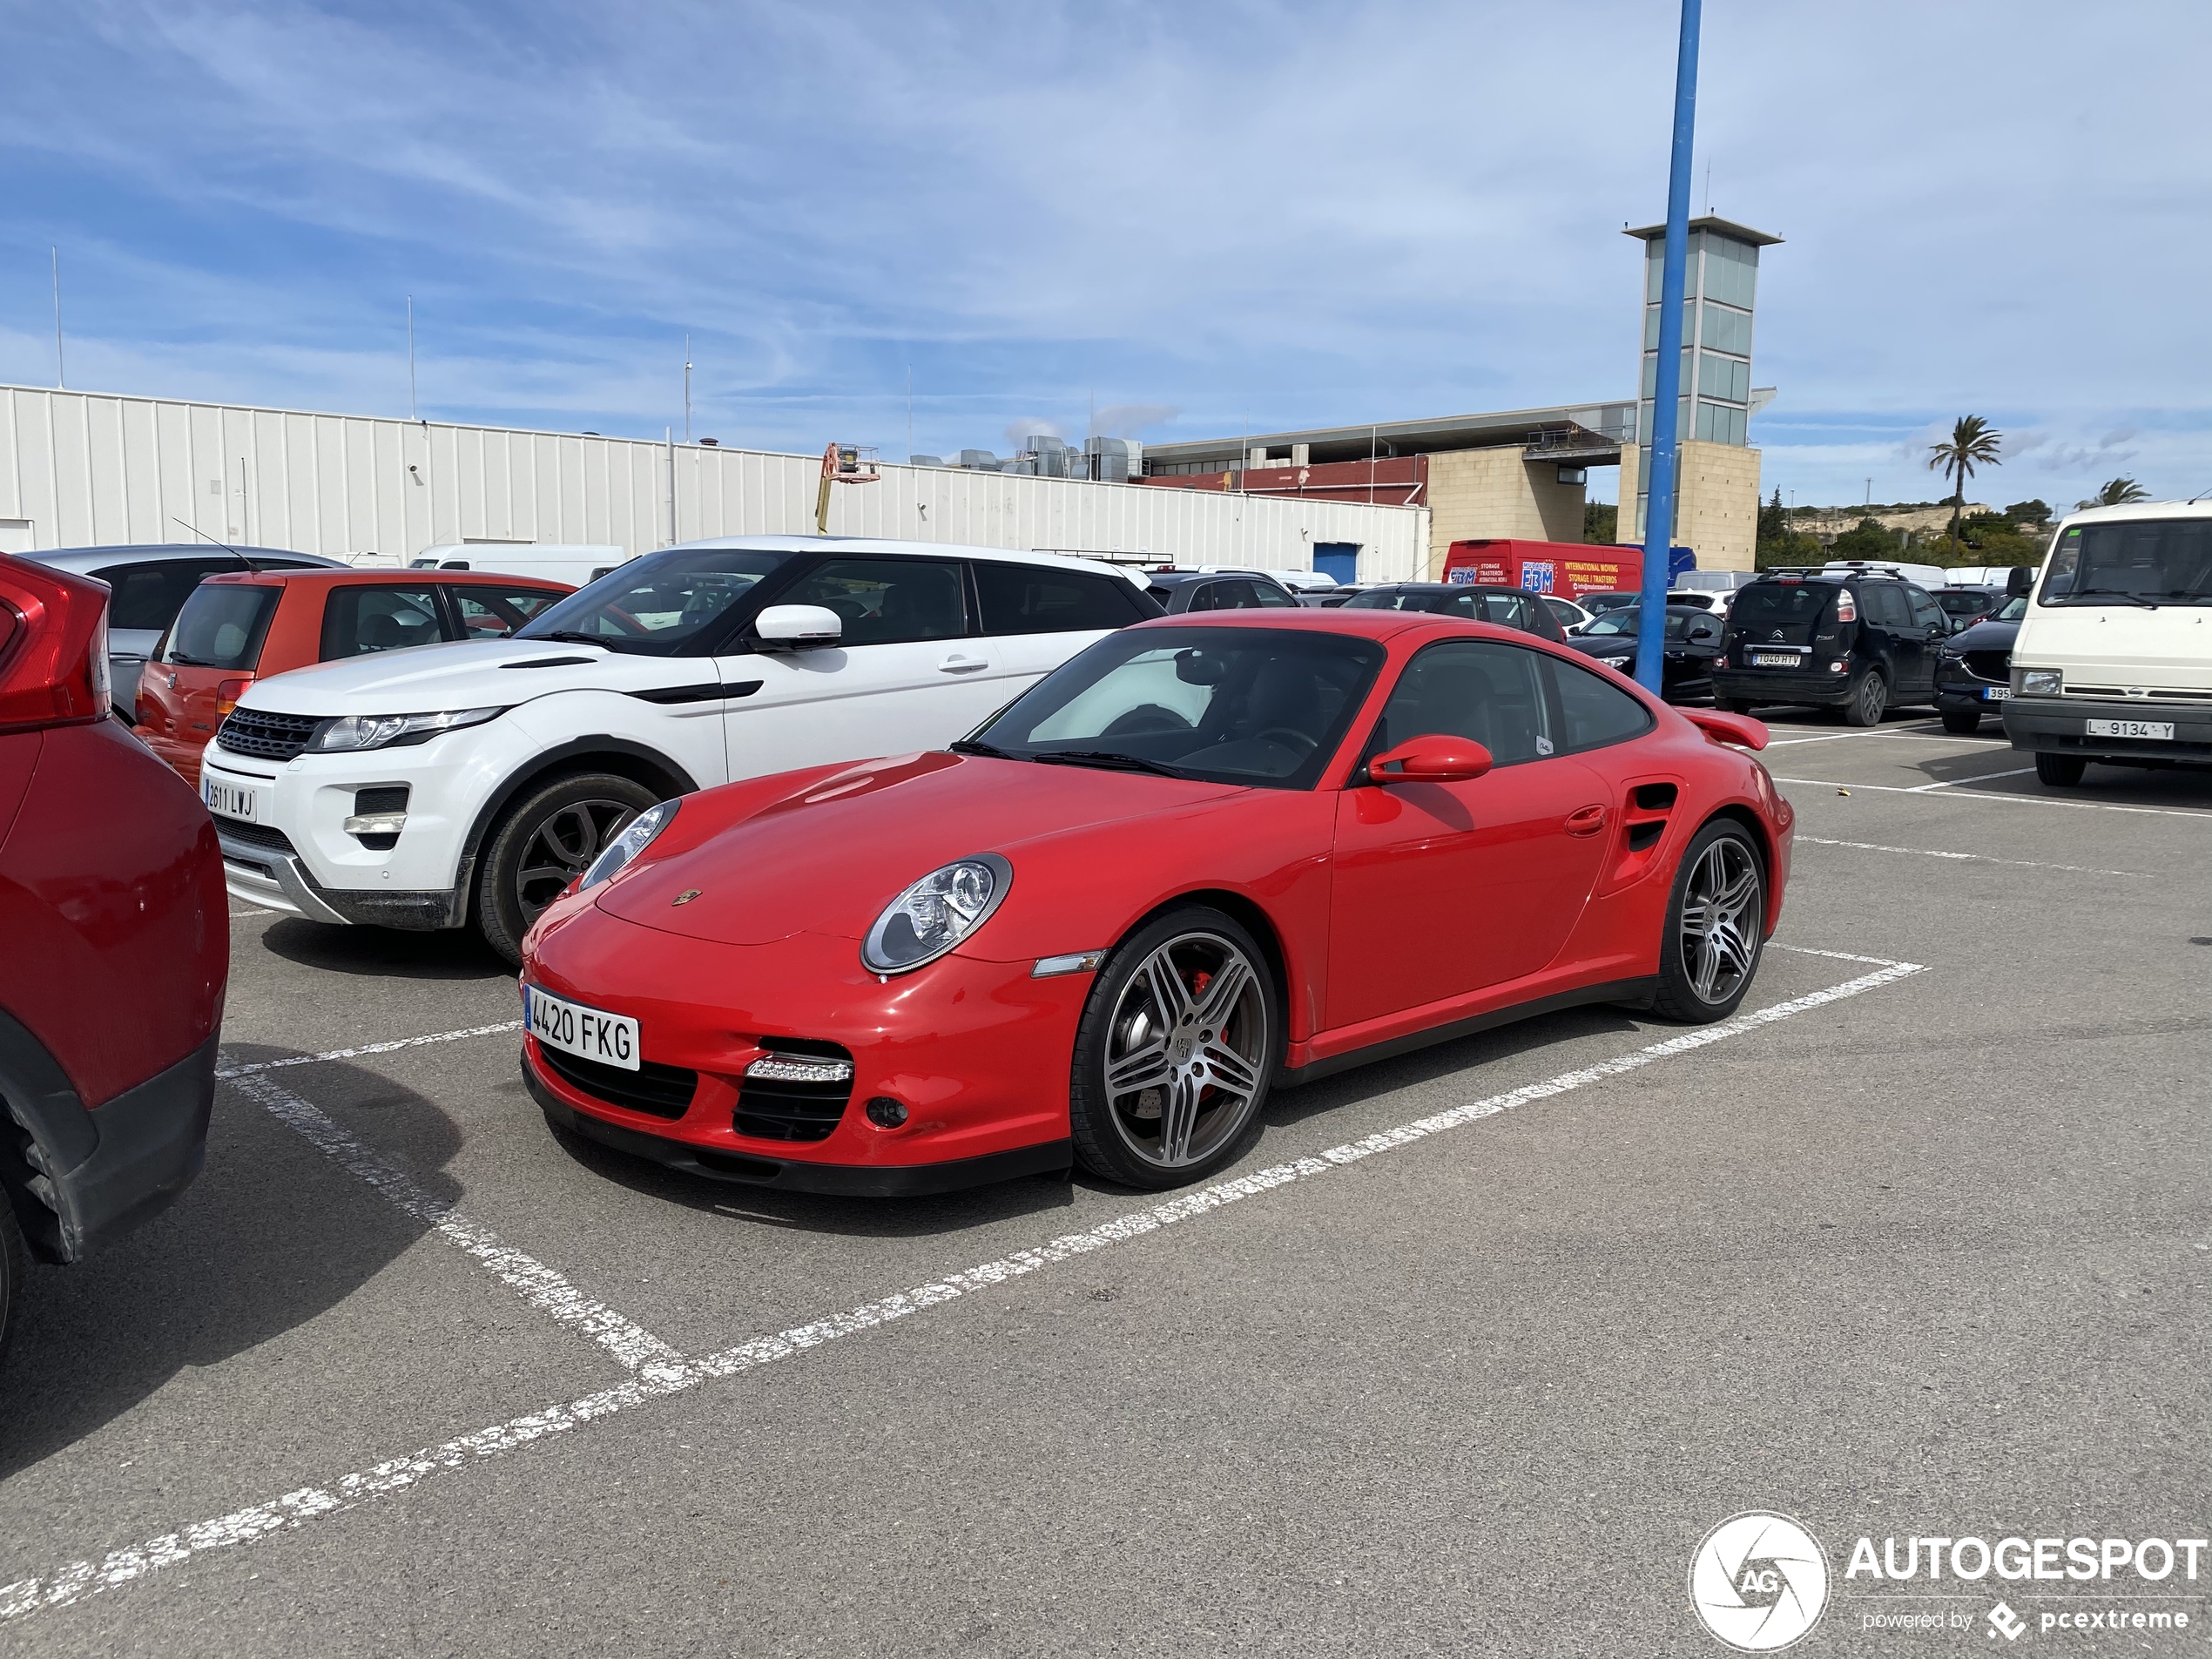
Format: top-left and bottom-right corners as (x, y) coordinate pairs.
(1689, 1512), (1831, 1651)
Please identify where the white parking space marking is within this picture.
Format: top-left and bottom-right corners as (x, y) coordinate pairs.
(216, 1022), (523, 1080)
(1905, 766), (2039, 792)
(227, 1070), (685, 1377)
(1772, 776), (2212, 819)
(1796, 835), (2150, 879)
(2, 954), (1921, 1625)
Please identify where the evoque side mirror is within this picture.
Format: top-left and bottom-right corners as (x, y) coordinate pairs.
(753, 604), (843, 650)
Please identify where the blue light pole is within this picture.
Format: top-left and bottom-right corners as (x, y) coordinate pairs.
(1634, 0), (1701, 694)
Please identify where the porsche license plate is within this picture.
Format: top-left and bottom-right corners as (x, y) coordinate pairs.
(2087, 718), (2174, 740)
(525, 985), (640, 1071)
(203, 778), (255, 819)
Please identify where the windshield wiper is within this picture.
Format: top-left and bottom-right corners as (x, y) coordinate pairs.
(948, 738), (1015, 759)
(1029, 749), (1190, 779)
(529, 631), (615, 646)
(2061, 590), (2159, 609)
(164, 651), (206, 666)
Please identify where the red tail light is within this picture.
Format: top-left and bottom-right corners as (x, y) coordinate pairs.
(215, 676), (253, 714)
(0, 556), (113, 733)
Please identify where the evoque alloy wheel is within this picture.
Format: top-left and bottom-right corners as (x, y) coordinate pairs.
(476, 771), (661, 966)
(1069, 907), (1278, 1189)
(1651, 820), (1766, 1022)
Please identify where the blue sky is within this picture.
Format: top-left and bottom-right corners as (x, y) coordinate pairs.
(0, 0), (2205, 512)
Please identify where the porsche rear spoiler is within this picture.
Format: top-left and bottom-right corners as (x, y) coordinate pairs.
(1683, 709), (1770, 751)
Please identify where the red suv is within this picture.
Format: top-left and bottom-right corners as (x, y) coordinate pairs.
(0, 556), (228, 1360)
(135, 568), (573, 786)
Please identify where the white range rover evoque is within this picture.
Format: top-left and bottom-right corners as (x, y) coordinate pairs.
(202, 536), (1163, 962)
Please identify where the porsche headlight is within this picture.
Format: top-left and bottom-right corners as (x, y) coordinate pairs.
(308, 706), (505, 752)
(861, 853), (1012, 974)
(578, 799), (678, 892)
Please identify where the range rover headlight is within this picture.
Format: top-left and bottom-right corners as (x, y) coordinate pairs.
(861, 853), (1013, 974)
(2018, 669), (2062, 695)
(578, 799), (678, 892)
(308, 706), (505, 752)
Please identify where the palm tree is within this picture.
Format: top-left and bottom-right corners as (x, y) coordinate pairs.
(2076, 476), (2149, 509)
(1926, 415), (2004, 553)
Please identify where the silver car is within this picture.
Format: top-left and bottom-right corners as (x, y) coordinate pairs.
(20, 543), (341, 707)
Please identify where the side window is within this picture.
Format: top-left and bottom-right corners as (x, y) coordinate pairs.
(92, 558), (233, 632)
(1251, 581), (1299, 608)
(1369, 639), (1554, 767)
(1548, 657), (1656, 752)
(320, 586), (443, 659)
(971, 563), (1143, 634)
(452, 587), (563, 638)
(1687, 615), (1723, 645)
(1477, 592), (1535, 631)
(1905, 588), (1945, 631)
(1865, 585), (1908, 629)
(782, 558), (965, 646)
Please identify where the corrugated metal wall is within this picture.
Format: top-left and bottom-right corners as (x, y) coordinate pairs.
(0, 386), (1429, 582)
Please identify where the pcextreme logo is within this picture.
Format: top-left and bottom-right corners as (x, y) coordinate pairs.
(1689, 1512), (1831, 1651)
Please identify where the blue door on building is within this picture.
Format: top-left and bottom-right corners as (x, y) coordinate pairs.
(1313, 543), (1359, 584)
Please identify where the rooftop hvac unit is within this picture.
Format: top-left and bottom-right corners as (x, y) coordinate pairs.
(958, 449), (1001, 470)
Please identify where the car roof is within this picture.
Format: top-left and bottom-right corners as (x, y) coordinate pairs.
(1126, 606), (1502, 644)
(664, 534), (1153, 586)
(22, 543), (343, 571)
(1359, 582), (1529, 594)
(198, 567), (574, 590)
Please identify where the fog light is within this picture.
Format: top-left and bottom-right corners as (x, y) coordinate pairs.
(865, 1096), (908, 1128)
(1828, 659), (1849, 673)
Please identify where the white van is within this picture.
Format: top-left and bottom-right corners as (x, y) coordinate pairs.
(1823, 557), (1951, 590)
(2002, 502), (2212, 786)
(411, 543), (631, 587)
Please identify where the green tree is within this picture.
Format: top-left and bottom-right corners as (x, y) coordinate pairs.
(1583, 501), (1618, 544)
(1926, 415), (2004, 552)
(2004, 498), (2052, 524)
(1755, 487), (1824, 570)
(2077, 477), (2148, 509)
(1829, 516), (1905, 561)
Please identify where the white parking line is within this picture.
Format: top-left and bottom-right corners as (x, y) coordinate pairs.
(1796, 835), (2150, 879)
(216, 1022), (523, 1080)
(228, 1070), (685, 1376)
(1, 954), (1923, 1624)
(1904, 766), (2039, 792)
(1773, 776), (2212, 819)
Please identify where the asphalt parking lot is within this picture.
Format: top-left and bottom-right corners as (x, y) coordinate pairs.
(4, 710), (2209, 1657)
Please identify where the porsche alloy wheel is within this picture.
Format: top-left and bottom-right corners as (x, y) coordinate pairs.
(1069, 908), (1278, 1189)
(1652, 820), (1766, 1022)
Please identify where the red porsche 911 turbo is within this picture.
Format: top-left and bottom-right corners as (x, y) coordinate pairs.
(517, 609), (1793, 1194)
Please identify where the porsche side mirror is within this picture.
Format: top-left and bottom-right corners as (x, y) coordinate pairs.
(753, 604), (843, 650)
(1368, 734), (1493, 784)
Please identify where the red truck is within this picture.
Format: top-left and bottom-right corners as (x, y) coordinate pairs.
(1440, 539), (1645, 602)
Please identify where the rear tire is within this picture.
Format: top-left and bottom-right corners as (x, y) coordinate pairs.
(1940, 709), (1982, 735)
(1842, 669), (1886, 727)
(1723, 698), (1758, 716)
(0, 1197), (25, 1373)
(475, 772), (661, 967)
(1651, 819), (1766, 1024)
(1068, 906), (1278, 1190)
(2035, 752), (2087, 787)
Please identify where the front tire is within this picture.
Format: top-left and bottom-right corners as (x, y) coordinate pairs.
(1651, 819), (1767, 1023)
(2035, 752), (2087, 787)
(475, 772), (660, 966)
(1069, 907), (1278, 1190)
(1940, 709), (1982, 735)
(1842, 669), (1887, 727)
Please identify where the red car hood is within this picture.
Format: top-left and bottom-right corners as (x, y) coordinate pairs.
(595, 751), (1244, 946)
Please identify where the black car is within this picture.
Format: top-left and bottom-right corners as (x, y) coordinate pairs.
(1933, 585), (2008, 631)
(1142, 570), (1302, 613)
(1568, 603), (1725, 702)
(1932, 595), (2027, 733)
(1339, 583), (1568, 642)
(1715, 567), (1950, 725)
(1299, 584), (1368, 608)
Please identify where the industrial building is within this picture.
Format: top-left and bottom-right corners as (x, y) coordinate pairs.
(0, 385), (1426, 581)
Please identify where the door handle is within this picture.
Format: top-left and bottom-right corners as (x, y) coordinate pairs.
(1566, 805), (1608, 836)
(937, 653), (989, 674)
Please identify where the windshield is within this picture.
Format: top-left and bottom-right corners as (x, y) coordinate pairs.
(2040, 519), (2212, 607)
(1582, 607), (1701, 641)
(162, 583), (279, 671)
(516, 547), (793, 653)
(1936, 590), (1993, 617)
(1997, 596), (2027, 622)
(1731, 583), (1838, 631)
(966, 626), (1385, 790)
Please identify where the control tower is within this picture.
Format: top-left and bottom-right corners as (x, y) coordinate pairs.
(1620, 215), (1780, 570)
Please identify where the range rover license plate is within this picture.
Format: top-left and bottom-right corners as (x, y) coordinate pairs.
(2087, 718), (2173, 740)
(525, 985), (641, 1071)
(203, 778), (254, 819)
